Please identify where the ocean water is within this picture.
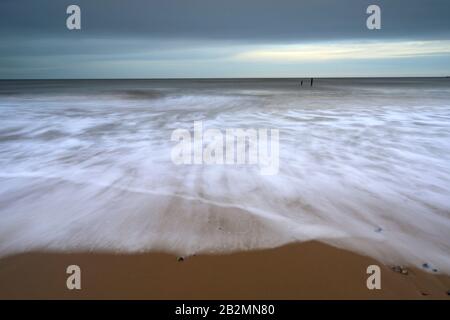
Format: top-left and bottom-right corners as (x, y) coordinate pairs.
(0, 78), (449, 273)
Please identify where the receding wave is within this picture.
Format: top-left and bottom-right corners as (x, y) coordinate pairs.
(0, 78), (449, 274)
(119, 89), (165, 100)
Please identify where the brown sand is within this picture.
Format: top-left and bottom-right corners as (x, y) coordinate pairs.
(0, 241), (449, 299)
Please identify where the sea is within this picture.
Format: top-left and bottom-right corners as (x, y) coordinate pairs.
(0, 78), (449, 273)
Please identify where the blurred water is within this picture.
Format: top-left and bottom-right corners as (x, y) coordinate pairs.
(0, 78), (449, 273)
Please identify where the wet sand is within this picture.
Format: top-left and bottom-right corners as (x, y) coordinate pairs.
(0, 241), (449, 299)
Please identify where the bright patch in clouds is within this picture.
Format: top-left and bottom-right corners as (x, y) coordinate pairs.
(236, 40), (450, 61)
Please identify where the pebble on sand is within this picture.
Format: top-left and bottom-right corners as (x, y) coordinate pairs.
(391, 265), (408, 275)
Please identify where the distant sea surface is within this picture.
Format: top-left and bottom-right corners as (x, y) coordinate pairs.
(0, 78), (449, 273)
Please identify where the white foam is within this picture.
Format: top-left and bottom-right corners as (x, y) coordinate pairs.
(0, 81), (450, 274)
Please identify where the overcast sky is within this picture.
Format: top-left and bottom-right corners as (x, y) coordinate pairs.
(1, 0), (450, 78)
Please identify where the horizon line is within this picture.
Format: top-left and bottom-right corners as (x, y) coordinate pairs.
(1, 76), (449, 81)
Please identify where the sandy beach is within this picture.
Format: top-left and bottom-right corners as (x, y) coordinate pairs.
(0, 241), (449, 300)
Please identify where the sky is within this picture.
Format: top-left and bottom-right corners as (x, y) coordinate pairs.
(1, 0), (450, 79)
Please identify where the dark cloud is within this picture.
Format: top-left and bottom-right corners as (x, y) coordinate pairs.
(1, 0), (449, 41)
